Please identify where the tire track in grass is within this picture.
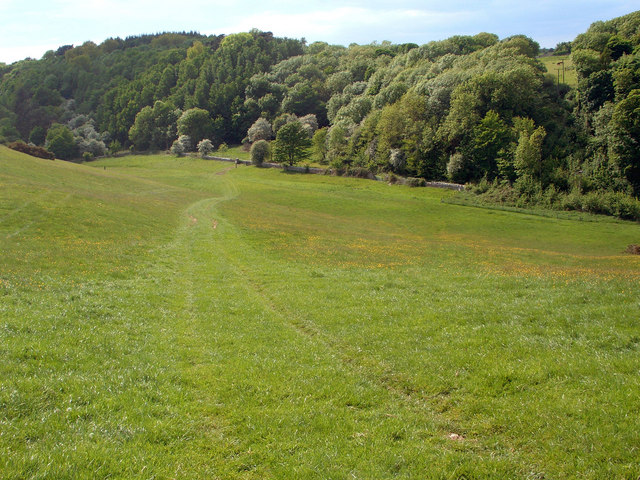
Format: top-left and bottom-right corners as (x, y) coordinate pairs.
(168, 194), (434, 476)
(134, 180), (247, 476)
(197, 174), (489, 454)
(144, 171), (536, 478)
(224, 254), (451, 413)
(213, 227), (530, 474)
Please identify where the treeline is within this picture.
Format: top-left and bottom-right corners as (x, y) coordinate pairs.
(1, 12), (639, 219)
(0, 30), (303, 157)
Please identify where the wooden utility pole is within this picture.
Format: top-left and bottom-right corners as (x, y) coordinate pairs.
(556, 60), (565, 84)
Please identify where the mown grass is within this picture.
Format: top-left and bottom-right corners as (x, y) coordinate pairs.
(223, 145), (251, 162)
(1, 147), (639, 478)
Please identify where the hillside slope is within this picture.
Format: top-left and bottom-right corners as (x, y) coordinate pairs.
(1, 148), (640, 478)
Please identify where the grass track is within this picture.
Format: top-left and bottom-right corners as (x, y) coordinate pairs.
(1, 147), (639, 478)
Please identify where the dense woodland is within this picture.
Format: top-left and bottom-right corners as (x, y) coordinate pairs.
(1, 11), (640, 219)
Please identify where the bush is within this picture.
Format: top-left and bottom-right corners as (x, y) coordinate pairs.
(405, 177), (427, 187)
(247, 118), (272, 143)
(250, 139), (270, 166)
(176, 135), (191, 152)
(514, 175), (542, 200)
(559, 190), (640, 221)
(170, 139), (185, 157)
(611, 193), (640, 220)
(45, 124), (77, 160)
(7, 141), (55, 160)
(108, 140), (122, 155)
(466, 177), (640, 222)
(197, 139), (214, 157)
(542, 184), (560, 208)
(582, 192), (612, 216)
(469, 176), (492, 194)
(389, 148), (405, 172)
(346, 167), (376, 179)
(560, 187), (583, 211)
(447, 152), (467, 183)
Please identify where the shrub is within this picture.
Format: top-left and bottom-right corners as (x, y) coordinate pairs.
(389, 148), (405, 172)
(197, 139), (214, 157)
(176, 135), (191, 152)
(605, 192), (640, 220)
(45, 124), (76, 159)
(7, 141), (55, 160)
(170, 139), (185, 157)
(582, 192), (611, 215)
(108, 140), (122, 155)
(405, 177), (427, 187)
(514, 175), (542, 200)
(470, 176), (492, 194)
(247, 118), (273, 143)
(542, 184), (560, 208)
(345, 167), (376, 179)
(558, 189), (640, 221)
(250, 139), (270, 166)
(447, 152), (467, 183)
(560, 187), (583, 211)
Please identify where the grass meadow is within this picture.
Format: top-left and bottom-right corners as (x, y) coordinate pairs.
(1, 146), (639, 478)
(538, 54), (577, 87)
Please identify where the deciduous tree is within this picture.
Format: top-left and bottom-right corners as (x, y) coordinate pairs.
(45, 123), (76, 160)
(273, 121), (311, 166)
(177, 108), (212, 147)
(247, 117), (273, 143)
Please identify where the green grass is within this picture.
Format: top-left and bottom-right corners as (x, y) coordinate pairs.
(538, 54), (577, 87)
(220, 145), (251, 161)
(2, 146), (639, 478)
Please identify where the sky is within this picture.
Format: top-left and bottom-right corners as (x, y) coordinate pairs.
(0, 0), (637, 64)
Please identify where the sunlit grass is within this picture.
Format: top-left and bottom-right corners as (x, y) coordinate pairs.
(1, 147), (639, 478)
(538, 54), (577, 87)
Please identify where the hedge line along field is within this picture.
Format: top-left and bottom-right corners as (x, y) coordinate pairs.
(1, 146), (639, 478)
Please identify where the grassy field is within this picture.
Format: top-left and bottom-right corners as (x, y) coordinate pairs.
(538, 54), (577, 88)
(219, 145), (251, 162)
(1, 146), (639, 478)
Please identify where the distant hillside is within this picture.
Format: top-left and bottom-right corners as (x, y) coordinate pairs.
(1, 11), (639, 207)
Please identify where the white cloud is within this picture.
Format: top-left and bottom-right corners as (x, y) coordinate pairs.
(48, 0), (226, 21)
(205, 6), (475, 44)
(0, 44), (53, 64)
(0, 0), (636, 62)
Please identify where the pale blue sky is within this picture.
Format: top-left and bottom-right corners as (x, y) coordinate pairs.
(0, 0), (637, 63)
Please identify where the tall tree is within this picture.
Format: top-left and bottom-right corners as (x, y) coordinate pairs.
(273, 121), (311, 166)
(45, 124), (76, 160)
(177, 108), (212, 147)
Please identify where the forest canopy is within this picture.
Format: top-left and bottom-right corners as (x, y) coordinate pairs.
(1, 12), (640, 218)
